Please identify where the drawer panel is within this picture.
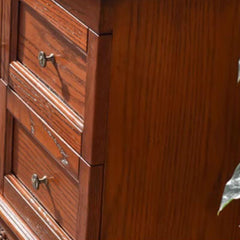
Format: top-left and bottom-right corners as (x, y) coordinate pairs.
(18, 2), (87, 118)
(7, 89), (79, 180)
(4, 175), (71, 240)
(9, 61), (83, 154)
(21, 0), (88, 51)
(12, 122), (78, 239)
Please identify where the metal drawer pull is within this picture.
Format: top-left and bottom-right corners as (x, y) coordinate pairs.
(238, 59), (240, 83)
(38, 51), (55, 68)
(31, 174), (48, 190)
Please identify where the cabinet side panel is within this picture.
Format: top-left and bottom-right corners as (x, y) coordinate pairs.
(102, 0), (240, 240)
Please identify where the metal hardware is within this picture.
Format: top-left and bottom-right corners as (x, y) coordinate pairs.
(61, 159), (69, 166)
(0, 226), (7, 240)
(38, 51), (55, 68)
(238, 59), (240, 83)
(31, 174), (48, 190)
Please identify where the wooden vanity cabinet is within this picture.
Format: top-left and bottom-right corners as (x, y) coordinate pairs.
(1, 1), (240, 240)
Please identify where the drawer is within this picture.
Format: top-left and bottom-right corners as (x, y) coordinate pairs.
(18, 2), (87, 118)
(7, 89), (80, 180)
(12, 121), (79, 239)
(9, 61), (83, 154)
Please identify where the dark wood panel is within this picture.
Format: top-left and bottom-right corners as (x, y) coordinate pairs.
(0, 80), (7, 193)
(18, 3), (87, 117)
(54, 0), (113, 34)
(4, 175), (71, 240)
(21, 0), (88, 51)
(7, 89), (80, 180)
(83, 32), (112, 164)
(0, 194), (39, 240)
(12, 122), (79, 238)
(9, 61), (83, 154)
(102, 0), (240, 240)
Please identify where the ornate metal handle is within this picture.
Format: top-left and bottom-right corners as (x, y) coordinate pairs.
(31, 174), (48, 190)
(38, 51), (55, 68)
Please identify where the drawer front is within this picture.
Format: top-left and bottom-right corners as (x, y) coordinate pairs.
(9, 61), (83, 154)
(12, 121), (79, 239)
(4, 175), (71, 240)
(18, 2), (87, 118)
(7, 89), (79, 180)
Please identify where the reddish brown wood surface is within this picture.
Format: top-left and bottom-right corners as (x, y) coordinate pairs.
(9, 62), (83, 153)
(102, 0), (240, 240)
(21, 0), (88, 51)
(0, 0), (2, 77)
(1, 0), (107, 239)
(7, 89), (80, 180)
(12, 122), (79, 238)
(0, 218), (18, 240)
(18, 2), (87, 117)
(0, 194), (38, 240)
(1, 0), (18, 81)
(4, 175), (71, 240)
(4, 113), (13, 177)
(54, 0), (113, 34)
(9, 0), (18, 63)
(1, 0), (11, 81)
(0, 80), (7, 193)
(77, 162), (103, 240)
(83, 32), (112, 165)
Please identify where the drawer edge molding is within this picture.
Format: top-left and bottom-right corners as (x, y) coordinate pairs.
(7, 89), (80, 180)
(10, 61), (84, 130)
(9, 61), (83, 154)
(20, 0), (88, 52)
(0, 194), (39, 240)
(4, 175), (72, 240)
(12, 123), (79, 238)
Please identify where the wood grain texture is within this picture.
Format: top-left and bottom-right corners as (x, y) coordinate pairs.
(1, 0), (11, 81)
(9, 0), (18, 63)
(0, 218), (18, 240)
(54, 0), (113, 34)
(9, 62), (83, 154)
(83, 32), (112, 164)
(12, 122), (79, 239)
(21, 0), (88, 51)
(0, 0), (2, 78)
(1, 0), (19, 80)
(77, 163), (103, 240)
(0, 80), (7, 193)
(4, 175), (71, 240)
(4, 113), (13, 176)
(102, 0), (240, 240)
(7, 89), (80, 180)
(0, 194), (38, 240)
(18, 3), (87, 117)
